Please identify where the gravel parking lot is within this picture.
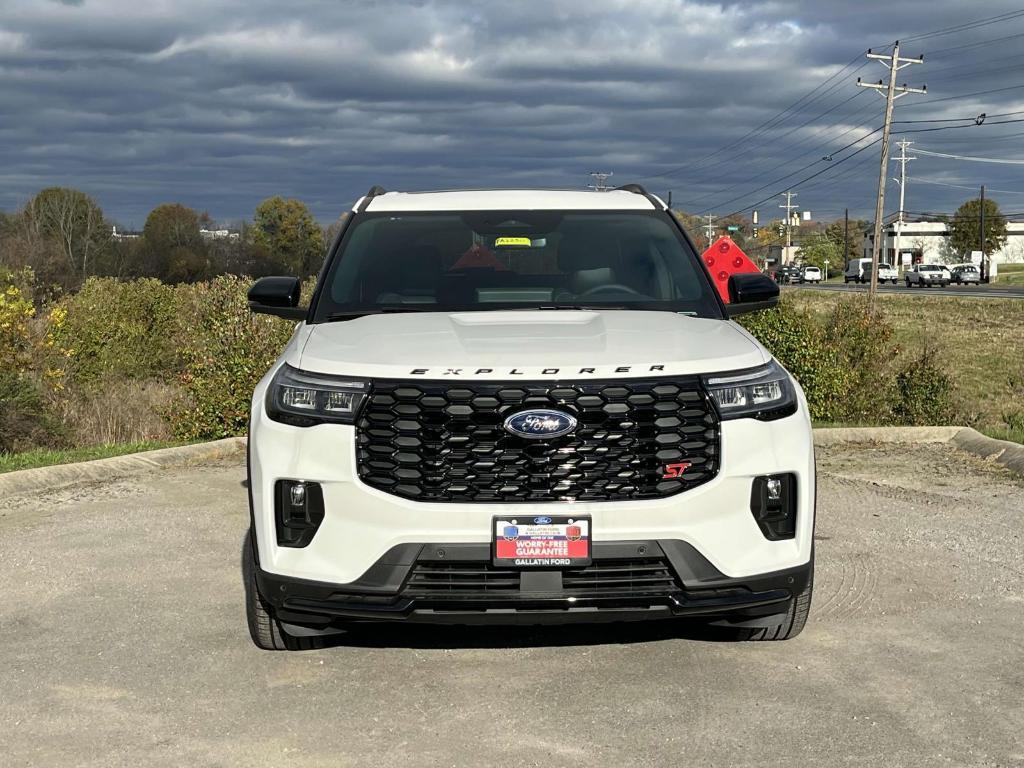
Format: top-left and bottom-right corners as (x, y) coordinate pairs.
(1, 443), (1021, 767)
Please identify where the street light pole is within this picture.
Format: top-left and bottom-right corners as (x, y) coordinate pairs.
(980, 184), (987, 282)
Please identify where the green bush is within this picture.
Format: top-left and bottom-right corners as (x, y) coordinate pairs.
(44, 277), (180, 386)
(738, 301), (847, 422)
(823, 299), (898, 424)
(170, 276), (296, 440)
(0, 371), (63, 454)
(890, 348), (954, 425)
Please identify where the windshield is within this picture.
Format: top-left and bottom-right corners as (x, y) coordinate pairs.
(312, 211), (722, 320)
(920, 265), (939, 271)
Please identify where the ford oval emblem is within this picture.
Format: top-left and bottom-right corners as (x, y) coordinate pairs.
(534, 516), (552, 525)
(503, 409), (578, 440)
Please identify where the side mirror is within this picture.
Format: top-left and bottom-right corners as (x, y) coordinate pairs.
(248, 276), (306, 320)
(726, 273), (780, 317)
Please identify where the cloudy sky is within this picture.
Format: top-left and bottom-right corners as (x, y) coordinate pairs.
(3, 0), (1024, 226)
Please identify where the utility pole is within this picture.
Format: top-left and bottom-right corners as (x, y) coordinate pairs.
(780, 191), (798, 262)
(858, 41), (925, 304)
(980, 184), (987, 282)
(704, 214), (717, 245)
(588, 171), (614, 191)
(844, 207), (849, 273)
(891, 138), (915, 274)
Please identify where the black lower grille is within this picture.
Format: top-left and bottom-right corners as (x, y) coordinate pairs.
(356, 378), (720, 502)
(403, 558), (681, 598)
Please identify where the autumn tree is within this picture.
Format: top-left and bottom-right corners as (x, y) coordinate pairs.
(949, 197), (1007, 259)
(252, 197), (324, 276)
(23, 187), (110, 284)
(143, 203), (208, 283)
(824, 218), (868, 265)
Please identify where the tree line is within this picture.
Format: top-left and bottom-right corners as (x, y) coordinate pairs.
(0, 187), (333, 297)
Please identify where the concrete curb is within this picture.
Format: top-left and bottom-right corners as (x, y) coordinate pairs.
(812, 426), (962, 446)
(0, 437), (247, 499)
(950, 427), (1024, 475)
(815, 426), (1024, 476)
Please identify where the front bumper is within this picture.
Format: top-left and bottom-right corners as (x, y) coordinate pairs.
(255, 538), (811, 628)
(248, 373), (816, 587)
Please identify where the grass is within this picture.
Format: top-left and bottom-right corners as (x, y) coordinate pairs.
(784, 290), (1024, 440)
(979, 426), (1024, 445)
(998, 262), (1024, 286)
(0, 440), (188, 474)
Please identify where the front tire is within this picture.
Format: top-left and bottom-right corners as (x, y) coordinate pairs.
(243, 529), (326, 651)
(736, 568), (813, 641)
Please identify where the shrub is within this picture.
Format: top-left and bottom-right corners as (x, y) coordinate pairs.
(44, 277), (180, 386)
(170, 276), (296, 440)
(55, 379), (177, 446)
(738, 301), (847, 422)
(890, 347), (954, 425)
(0, 273), (36, 372)
(822, 298), (898, 424)
(0, 371), (63, 454)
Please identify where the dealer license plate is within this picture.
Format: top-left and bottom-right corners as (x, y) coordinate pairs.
(492, 516), (592, 568)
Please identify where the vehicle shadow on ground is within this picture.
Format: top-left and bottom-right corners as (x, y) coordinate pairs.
(310, 620), (738, 651)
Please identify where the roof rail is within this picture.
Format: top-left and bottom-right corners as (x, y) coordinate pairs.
(357, 185), (388, 212)
(614, 183), (648, 195)
(614, 183), (666, 210)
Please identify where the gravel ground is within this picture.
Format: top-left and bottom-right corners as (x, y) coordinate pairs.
(0, 444), (1021, 767)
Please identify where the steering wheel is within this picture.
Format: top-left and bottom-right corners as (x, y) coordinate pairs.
(578, 283), (643, 298)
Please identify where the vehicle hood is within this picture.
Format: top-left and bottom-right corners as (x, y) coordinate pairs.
(295, 310), (768, 380)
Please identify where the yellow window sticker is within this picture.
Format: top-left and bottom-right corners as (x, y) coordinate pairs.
(494, 236), (532, 247)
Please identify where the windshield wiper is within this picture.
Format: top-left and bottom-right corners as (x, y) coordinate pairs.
(529, 305), (633, 311)
(325, 307), (431, 321)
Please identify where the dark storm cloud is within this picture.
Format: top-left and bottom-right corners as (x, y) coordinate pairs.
(2, 0), (1023, 225)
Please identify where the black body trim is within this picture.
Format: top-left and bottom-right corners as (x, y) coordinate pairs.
(254, 540), (811, 627)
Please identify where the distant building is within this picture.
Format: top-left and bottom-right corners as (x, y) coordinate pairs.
(111, 225), (141, 240)
(200, 228), (240, 241)
(861, 219), (1024, 270)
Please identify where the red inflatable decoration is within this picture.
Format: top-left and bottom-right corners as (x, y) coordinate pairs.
(700, 236), (760, 303)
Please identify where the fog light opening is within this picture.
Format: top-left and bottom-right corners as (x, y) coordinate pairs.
(750, 474), (797, 541)
(275, 480), (325, 548)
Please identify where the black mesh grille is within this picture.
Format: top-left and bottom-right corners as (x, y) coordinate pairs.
(403, 558), (681, 598)
(356, 378), (719, 502)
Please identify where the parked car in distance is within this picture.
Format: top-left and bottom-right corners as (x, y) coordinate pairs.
(774, 264), (803, 284)
(844, 257), (871, 284)
(950, 264), (981, 285)
(864, 261), (898, 284)
(905, 263), (951, 287)
(803, 265), (822, 283)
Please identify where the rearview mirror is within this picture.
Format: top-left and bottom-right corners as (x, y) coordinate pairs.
(725, 273), (780, 317)
(248, 276), (306, 320)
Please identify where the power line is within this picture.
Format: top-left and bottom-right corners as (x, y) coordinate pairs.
(908, 177), (1024, 195)
(679, 104), (879, 209)
(900, 9), (1024, 42)
(721, 135), (884, 218)
(914, 147), (1024, 164)
(928, 31), (1024, 56)
(911, 84), (1024, 107)
(639, 51), (870, 182)
(899, 118), (1024, 134)
(894, 110), (1024, 123)
(696, 126), (882, 215)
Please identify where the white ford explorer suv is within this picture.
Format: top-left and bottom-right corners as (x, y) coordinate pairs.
(243, 186), (815, 650)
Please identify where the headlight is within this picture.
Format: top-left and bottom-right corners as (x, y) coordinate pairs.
(703, 360), (797, 421)
(266, 364), (368, 426)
